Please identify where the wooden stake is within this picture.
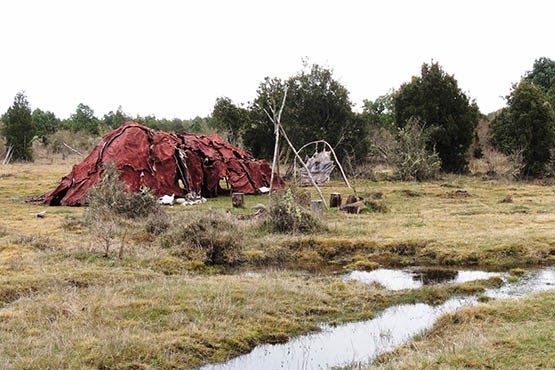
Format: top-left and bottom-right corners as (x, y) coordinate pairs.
(310, 199), (324, 217)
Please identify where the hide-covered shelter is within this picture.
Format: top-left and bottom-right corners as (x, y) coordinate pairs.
(299, 150), (335, 185)
(44, 122), (284, 206)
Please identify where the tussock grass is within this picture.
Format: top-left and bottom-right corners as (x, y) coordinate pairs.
(2, 160), (555, 368)
(161, 211), (245, 265)
(368, 292), (555, 370)
(0, 269), (500, 370)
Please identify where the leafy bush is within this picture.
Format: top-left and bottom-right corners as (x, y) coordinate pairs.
(389, 118), (441, 181)
(265, 188), (325, 233)
(482, 147), (525, 180)
(161, 212), (244, 265)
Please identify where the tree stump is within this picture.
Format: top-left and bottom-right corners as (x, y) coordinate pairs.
(232, 193), (245, 208)
(346, 194), (358, 204)
(330, 192), (342, 208)
(340, 201), (366, 214)
(310, 199), (324, 217)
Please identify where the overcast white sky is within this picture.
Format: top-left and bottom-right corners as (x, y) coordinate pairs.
(0, 0), (553, 120)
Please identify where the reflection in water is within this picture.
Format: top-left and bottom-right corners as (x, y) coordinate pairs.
(197, 268), (555, 370)
(486, 268), (555, 298)
(413, 269), (458, 285)
(344, 268), (501, 290)
(198, 297), (476, 370)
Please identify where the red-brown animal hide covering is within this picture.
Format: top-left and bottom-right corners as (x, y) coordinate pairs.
(43, 122), (284, 206)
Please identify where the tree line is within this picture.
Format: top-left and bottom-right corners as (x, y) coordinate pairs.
(2, 57), (555, 178)
(211, 58), (555, 177)
(0, 102), (212, 161)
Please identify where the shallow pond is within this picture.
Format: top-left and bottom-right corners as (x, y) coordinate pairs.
(343, 268), (501, 290)
(198, 267), (555, 370)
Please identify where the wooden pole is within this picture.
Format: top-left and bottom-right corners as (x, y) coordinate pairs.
(268, 117), (280, 206)
(63, 142), (83, 156)
(2, 146), (13, 165)
(279, 125), (328, 209)
(265, 86), (288, 208)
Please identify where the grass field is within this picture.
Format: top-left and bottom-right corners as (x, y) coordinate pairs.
(365, 291), (555, 370)
(1, 157), (554, 369)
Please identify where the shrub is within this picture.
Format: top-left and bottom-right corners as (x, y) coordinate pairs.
(367, 127), (396, 166)
(491, 81), (555, 177)
(481, 147), (525, 179)
(265, 188), (325, 233)
(83, 210), (118, 257)
(394, 62), (480, 173)
(389, 118), (441, 181)
(45, 129), (98, 157)
(86, 162), (161, 219)
(145, 211), (170, 236)
(84, 162), (166, 257)
(162, 212), (244, 265)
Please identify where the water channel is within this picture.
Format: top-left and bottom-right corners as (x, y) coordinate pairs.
(198, 267), (555, 370)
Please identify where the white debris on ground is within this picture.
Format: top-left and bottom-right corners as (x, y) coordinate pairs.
(159, 193), (207, 206)
(158, 194), (175, 205)
(181, 197), (207, 206)
(251, 203), (266, 210)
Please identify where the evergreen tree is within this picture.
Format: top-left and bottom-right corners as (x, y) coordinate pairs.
(2, 92), (34, 161)
(211, 97), (248, 145)
(361, 91), (396, 129)
(491, 81), (555, 176)
(32, 108), (59, 139)
(244, 64), (368, 162)
(69, 103), (100, 134)
(394, 62), (480, 173)
(103, 106), (129, 129)
(524, 57), (555, 107)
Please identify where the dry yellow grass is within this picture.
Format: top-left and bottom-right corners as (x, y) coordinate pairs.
(1, 159), (555, 369)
